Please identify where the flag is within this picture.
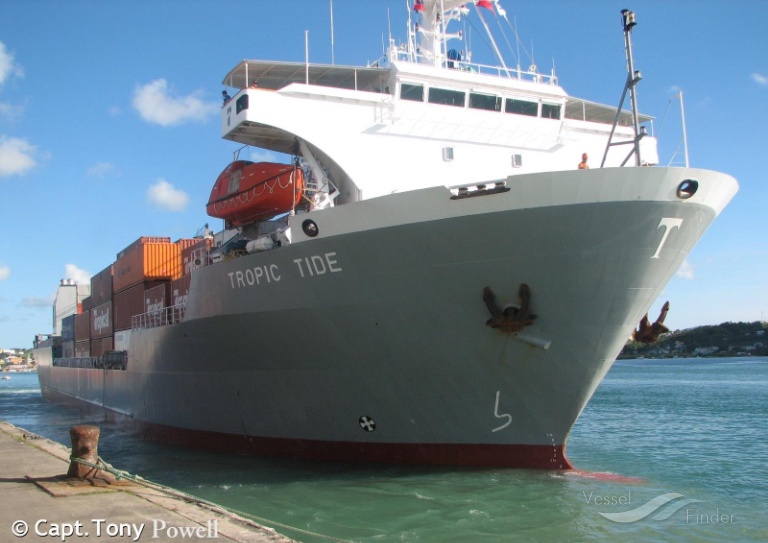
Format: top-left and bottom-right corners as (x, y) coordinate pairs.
(476, 0), (494, 12)
(414, 0), (425, 12)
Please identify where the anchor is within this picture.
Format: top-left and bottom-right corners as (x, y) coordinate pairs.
(632, 301), (670, 343)
(483, 284), (537, 334)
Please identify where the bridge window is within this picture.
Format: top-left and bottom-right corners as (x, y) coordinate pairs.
(541, 103), (562, 120)
(236, 94), (249, 114)
(400, 83), (424, 102)
(429, 87), (466, 107)
(505, 98), (538, 117)
(469, 92), (502, 112)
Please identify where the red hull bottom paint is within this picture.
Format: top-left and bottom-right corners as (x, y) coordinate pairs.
(41, 387), (573, 469)
(142, 423), (573, 469)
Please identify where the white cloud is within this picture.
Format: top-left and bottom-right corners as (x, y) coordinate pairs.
(87, 161), (116, 177)
(0, 265), (9, 281)
(0, 101), (24, 121)
(147, 179), (190, 211)
(676, 260), (694, 280)
(751, 73), (768, 87)
(20, 293), (55, 309)
(0, 41), (23, 86)
(64, 264), (90, 285)
(132, 79), (218, 126)
(0, 136), (36, 177)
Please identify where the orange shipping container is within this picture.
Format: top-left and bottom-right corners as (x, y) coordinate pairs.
(113, 237), (181, 293)
(118, 236), (171, 258)
(175, 238), (200, 251)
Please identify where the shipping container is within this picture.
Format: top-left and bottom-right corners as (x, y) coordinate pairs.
(117, 236), (171, 259)
(75, 340), (90, 358)
(175, 238), (200, 251)
(170, 275), (191, 307)
(144, 283), (168, 311)
(74, 311), (90, 342)
(81, 295), (93, 312)
(182, 238), (213, 275)
(90, 301), (113, 339)
(62, 341), (75, 358)
(61, 314), (76, 342)
(90, 336), (112, 357)
(113, 237), (181, 293)
(90, 264), (114, 306)
(113, 280), (166, 331)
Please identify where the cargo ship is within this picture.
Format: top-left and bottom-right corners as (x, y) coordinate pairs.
(33, 3), (738, 468)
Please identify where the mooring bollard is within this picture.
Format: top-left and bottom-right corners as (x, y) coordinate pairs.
(66, 425), (101, 479)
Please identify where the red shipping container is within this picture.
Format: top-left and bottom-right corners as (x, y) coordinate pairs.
(75, 340), (90, 358)
(182, 238), (213, 276)
(113, 280), (166, 331)
(144, 283), (169, 312)
(113, 237), (181, 293)
(82, 295), (93, 312)
(91, 301), (113, 339)
(90, 336), (112, 357)
(90, 264), (114, 306)
(170, 275), (191, 307)
(74, 311), (90, 342)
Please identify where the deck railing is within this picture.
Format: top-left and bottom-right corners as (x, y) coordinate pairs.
(131, 303), (186, 330)
(381, 47), (558, 86)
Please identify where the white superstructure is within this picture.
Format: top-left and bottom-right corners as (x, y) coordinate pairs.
(221, 1), (657, 203)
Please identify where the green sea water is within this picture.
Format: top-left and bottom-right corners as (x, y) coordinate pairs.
(2, 357), (766, 542)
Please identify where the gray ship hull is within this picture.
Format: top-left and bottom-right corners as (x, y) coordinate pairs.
(36, 167), (738, 468)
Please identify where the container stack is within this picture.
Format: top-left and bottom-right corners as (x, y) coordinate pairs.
(66, 236), (208, 358)
(59, 235), (212, 359)
(88, 264), (114, 357)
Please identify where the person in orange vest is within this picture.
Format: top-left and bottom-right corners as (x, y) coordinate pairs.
(578, 153), (589, 169)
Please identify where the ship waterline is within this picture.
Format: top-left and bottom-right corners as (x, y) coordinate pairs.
(35, 167), (737, 468)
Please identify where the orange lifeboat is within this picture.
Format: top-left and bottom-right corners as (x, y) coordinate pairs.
(206, 161), (304, 226)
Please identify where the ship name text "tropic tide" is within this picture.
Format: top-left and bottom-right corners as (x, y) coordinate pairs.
(227, 251), (342, 289)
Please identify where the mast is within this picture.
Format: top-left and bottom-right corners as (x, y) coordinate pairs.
(679, 91), (690, 168)
(623, 9), (643, 165)
(330, 0), (335, 65)
(601, 9), (646, 168)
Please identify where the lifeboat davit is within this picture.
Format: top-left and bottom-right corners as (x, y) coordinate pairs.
(206, 161), (304, 226)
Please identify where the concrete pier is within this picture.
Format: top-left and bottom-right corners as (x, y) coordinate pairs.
(0, 421), (296, 542)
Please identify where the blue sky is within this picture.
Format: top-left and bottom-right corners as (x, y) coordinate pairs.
(0, 1), (766, 348)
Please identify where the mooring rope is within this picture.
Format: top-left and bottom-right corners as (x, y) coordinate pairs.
(69, 456), (353, 543)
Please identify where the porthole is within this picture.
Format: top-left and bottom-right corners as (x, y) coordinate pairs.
(302, 219), (319, 237)
(676, 179), (699, 199)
